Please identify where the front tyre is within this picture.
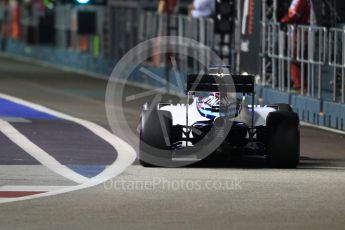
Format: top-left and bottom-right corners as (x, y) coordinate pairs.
(266, 111), (300, 168)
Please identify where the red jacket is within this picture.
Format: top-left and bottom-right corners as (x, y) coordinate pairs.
(160, 0), (177, 14)
(281, 0), (311, 24)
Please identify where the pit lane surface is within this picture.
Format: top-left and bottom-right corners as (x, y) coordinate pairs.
(0, 56), (345, 229)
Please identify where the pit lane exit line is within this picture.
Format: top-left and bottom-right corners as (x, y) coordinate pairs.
(0, 119), (89, 184)
(0, 93), (136, 204)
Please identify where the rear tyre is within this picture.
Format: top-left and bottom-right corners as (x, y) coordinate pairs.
(139, 109), (173, 167)
(266, 111), (300, 168)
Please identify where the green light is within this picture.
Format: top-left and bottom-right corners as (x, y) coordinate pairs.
(76, 0), (90, 4)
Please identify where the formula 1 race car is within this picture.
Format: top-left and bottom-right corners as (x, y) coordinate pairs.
(139, 67), (300, 168)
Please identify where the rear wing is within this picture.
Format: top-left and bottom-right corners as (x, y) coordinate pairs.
(187, 74), (255, 93)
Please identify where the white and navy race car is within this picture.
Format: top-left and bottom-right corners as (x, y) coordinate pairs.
(139, 67), (300, 168)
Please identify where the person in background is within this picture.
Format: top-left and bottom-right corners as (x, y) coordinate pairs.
(281, 0), (312, 93)
(189, 0), (215, 18)
(153, 0), (178, 66)
(158, 0), (178, 15)
(11, 0), (20, 40)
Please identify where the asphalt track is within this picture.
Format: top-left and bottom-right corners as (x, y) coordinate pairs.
(0, 56), (345, 229)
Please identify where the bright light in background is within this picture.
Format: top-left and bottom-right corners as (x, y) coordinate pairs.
(76, 0), (90, 4)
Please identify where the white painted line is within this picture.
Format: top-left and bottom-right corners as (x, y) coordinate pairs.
(0, 198), (15, 202)
(301, 166), (345, 170)
(0, 93), (136, 204)
(0, 119), (89, 184)
(300, 122), (345, 136)
(0, 186), (71, 192)
(0, 117), (31, 123)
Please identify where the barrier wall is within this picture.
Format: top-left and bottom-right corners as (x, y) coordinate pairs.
(2, 39), (185, 94)
(323, 101), (345, 130)
(5, 39), (115, 76)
